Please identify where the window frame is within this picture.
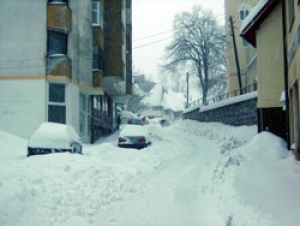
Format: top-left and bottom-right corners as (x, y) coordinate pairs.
(47, 30), (68, 56)
(92, 1), (100, 25)
(48, 83), (66, 124)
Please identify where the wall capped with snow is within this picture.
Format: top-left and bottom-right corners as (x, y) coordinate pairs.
(184, 92), (258, 126)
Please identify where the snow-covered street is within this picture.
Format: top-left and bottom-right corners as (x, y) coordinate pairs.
(1, 120), (300, 226)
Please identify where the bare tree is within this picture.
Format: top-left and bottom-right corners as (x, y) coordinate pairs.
(162, 6), (226, 105)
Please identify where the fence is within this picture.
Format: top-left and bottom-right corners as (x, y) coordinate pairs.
(188, 83), (257, 108)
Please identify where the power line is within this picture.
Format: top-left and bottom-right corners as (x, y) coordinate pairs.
(132, 36), (174, 50)
(133, 29), (174, 42)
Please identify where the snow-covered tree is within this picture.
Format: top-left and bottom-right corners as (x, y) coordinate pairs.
(162, 6), (226, 105)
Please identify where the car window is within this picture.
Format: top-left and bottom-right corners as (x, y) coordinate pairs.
(128, 119), (142, 125)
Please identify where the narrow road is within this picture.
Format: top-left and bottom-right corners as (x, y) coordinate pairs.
(99, 130), (225, 226)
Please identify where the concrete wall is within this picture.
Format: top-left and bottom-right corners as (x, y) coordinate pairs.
(0, 80), (47, 138)
(69, 0), (93, 87)
(184, 92), (257, 126)
(0, 0), (47, 76)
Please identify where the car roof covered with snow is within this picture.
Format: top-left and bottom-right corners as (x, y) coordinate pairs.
(28, 122), (80, 149)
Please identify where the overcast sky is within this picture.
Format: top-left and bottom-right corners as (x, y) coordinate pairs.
(132, 0), (225, 82)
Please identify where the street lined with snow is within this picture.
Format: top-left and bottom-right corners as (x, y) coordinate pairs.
(1, 120), (300, 226)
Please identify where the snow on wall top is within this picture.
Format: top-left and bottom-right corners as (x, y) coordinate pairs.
(199, 91), (258, 113)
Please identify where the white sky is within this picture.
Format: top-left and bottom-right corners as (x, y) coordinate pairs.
(132, 0), (225, 82)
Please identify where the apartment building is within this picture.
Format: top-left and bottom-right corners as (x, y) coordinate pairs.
(225, 0), (258, 97)
(0, 0), (132, 143)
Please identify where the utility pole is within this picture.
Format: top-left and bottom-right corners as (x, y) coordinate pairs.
(186, 72), (189, 108)
(229, 16), (243, 95)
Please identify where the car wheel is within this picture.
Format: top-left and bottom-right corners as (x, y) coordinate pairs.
(71, 142), (82, 154)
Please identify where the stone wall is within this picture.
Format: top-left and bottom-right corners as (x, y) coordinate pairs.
(184, 92), (257, 126)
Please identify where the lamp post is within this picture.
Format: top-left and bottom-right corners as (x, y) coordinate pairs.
(186, 72), (189, 108)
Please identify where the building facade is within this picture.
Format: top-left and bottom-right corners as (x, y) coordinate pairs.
(225, 0), (259, 97)
(0, 0), (132, 143)
(239, 0), (300, 159)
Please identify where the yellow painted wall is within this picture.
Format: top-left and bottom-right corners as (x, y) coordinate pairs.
(256, 4), (284, 108)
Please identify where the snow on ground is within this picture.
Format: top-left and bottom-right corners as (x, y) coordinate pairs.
(0, 120), (299, 226)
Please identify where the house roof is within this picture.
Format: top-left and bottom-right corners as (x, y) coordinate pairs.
(141, 84), (163, 107)
(240, 0), (280, 47)
(162, 89), (185, 112)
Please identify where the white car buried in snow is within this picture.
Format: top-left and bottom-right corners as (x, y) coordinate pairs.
(27, 122), (83, 156)
(118, 119), (152, 149)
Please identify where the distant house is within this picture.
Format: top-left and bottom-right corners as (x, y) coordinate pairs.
(140, 84), (164, 119)
(162, 89), (185, 122)
(139, 83), (185, 121)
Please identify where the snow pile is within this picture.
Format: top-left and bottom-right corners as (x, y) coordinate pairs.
(213, 131), (300, 226)
(0, 127), (179, 226)
(0, 120), (300, 226)
(174, 120), (300, 226)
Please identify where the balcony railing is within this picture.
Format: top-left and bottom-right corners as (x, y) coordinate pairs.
(188, 83), (257, 108)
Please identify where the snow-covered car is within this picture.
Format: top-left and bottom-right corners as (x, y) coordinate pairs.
(118, 120), (152, 149)
(27, 122), (83, 156)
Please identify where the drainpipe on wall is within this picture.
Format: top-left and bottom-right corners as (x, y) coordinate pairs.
(281, 0), (290, 149)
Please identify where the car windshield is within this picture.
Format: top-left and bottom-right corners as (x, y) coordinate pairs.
(127, 119), (142, 125)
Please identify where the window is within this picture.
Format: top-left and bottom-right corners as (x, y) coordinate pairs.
(48, 0), (68, 3)
(48, 84), (66, 124)
(48, 105), (66, 123)
(238, 4), (251, 21)
(49, 83), (65, 102)
(92, 1), (100, 25)
(93, 1), (104, 28)
(288, 0), (295, 29)
(93, 45), (104, 70)
(240, 9), (249, 21)
(48, 30), (67, 55)
(242, 39), (250, 48)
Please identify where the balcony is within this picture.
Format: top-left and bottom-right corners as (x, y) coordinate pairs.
(47, 54), (71, 80)
(47, 3), (71, 32)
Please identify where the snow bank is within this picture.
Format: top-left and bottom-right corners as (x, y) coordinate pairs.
(212, 131), (300, 226)
(0, 127), (179, 226)
(1, 120), (300, 226)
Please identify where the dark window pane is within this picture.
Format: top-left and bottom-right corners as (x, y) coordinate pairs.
(240, 11), (244, 20)
(48, 30), (67, 55)
(49, 84), (65, 102)
(93, 45), (104, 70)
(48, 105), (66, 124)
(48, 0), (68, 3)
